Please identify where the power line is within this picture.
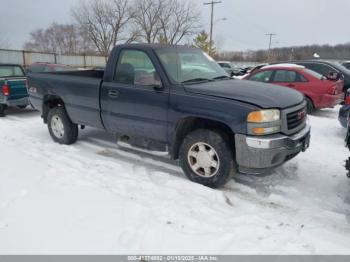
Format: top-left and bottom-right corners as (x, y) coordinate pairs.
(203, 1), (222, 55)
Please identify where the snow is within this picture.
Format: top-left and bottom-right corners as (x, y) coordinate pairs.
(1, 107), (350, 255)
(262, 64), (305, 69)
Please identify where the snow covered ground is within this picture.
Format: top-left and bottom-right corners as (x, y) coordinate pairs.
(1, 106), (350, 255)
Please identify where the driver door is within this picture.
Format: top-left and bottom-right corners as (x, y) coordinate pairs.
(101, 49), (169, 142)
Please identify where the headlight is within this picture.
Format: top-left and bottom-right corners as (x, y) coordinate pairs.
(247, 109), (280, 123)
(247, 109), (281, 135)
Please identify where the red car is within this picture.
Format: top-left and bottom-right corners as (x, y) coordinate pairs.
(244, 64), (344, 113)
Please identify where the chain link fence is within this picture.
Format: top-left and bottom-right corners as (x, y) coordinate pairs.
(0, 49), (107, 68)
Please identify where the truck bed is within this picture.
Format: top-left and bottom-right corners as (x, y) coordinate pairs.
(28, 70), (105, 129)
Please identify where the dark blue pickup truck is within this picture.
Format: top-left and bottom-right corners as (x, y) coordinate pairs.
(28, 44), (311, 188)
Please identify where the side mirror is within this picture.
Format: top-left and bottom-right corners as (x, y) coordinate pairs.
(152, 72), (163, 90)
(135, 71), (163, 90)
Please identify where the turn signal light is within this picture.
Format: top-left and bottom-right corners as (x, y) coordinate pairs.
(252, 126), (280, 135)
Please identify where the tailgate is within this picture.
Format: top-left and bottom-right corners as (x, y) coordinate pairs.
(6, 78), (28, 100)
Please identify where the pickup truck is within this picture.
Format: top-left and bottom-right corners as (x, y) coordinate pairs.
(0, 64), (29, 117)
(27, 44), (311, 188)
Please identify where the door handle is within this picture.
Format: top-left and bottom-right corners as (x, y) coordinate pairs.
(108, 90), (119, 99)
(287, 84), (295, 87)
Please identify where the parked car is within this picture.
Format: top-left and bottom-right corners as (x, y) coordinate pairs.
(248, 63), (268, 74)
(28, 44), (310, 188)
(244, 64), (344, 113)
(342, 61), (350, 70)
(27, 62), (74, 73)
(280, 60), (350, 95)
(345, 116), (350, 178)
(241, 66), (254, 75)
(0, 64), (29, 117)
(339, 90), (350, 128)
(217, 61), (243, 76)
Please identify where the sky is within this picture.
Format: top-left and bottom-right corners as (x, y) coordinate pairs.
(1, 0), (350, 51)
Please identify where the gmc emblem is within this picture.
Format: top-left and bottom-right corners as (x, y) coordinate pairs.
(298, 110), (306, 121)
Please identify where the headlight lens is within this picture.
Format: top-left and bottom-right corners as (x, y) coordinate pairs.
(247, 109), (280, 123)
(247, 109), (281, 135)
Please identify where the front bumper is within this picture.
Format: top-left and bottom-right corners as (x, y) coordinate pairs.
(235, 124), (311, 174)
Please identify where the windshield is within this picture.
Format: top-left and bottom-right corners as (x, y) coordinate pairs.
(0, 66), (25, 78)
(156, 48), (228, 83)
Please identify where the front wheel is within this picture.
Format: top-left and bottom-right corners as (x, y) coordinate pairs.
(179, 129), (237, 188)
(306, 97), (314, 114)
(47, 107), (78, 145)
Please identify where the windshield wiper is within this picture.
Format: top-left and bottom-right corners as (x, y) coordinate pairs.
(182, 78), (214, 84)
(213, 75), (232, 80)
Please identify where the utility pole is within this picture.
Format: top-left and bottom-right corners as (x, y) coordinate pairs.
(204, 1), (222, 55)
(266, 33), (277, 60)
(266, 33), (277, 51)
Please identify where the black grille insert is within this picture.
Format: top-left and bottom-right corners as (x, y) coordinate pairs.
(287, 108), (306, 130)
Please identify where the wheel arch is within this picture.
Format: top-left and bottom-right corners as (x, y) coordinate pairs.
(304, 95), (315, 111)
(42, 94), (66, 123)
(170, 116), (236, 160)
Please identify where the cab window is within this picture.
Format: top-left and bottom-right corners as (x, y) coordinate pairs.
(0, 66), (25, 77)
(114, 50), (159, 86)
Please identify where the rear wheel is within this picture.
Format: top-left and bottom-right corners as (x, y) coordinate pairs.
(47, 107), (78, 145)
(306, 97), (314, 114)
(179, 129), (237, 188)
(0, 104), (6, 117)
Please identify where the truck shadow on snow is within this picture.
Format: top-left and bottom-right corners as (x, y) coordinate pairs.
(78, 127), (301, 197)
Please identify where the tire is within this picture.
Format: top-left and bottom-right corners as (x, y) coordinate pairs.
(17, 105), (27, 109)
(47, 106), (78, 145)
(306, 97), (314, 114)
(179, 129), (237, 188)
(0, 104), (6, 117)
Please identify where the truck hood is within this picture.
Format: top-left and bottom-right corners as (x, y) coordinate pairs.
(184, 79), (304, 109)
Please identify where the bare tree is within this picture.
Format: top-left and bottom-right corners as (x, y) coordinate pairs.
(133, 0), (163, 44)
(134, 0), (200, 45)
(72, 0), (137, 56)
(158, 0), (200, 45)
(24, 23), (95, 54)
